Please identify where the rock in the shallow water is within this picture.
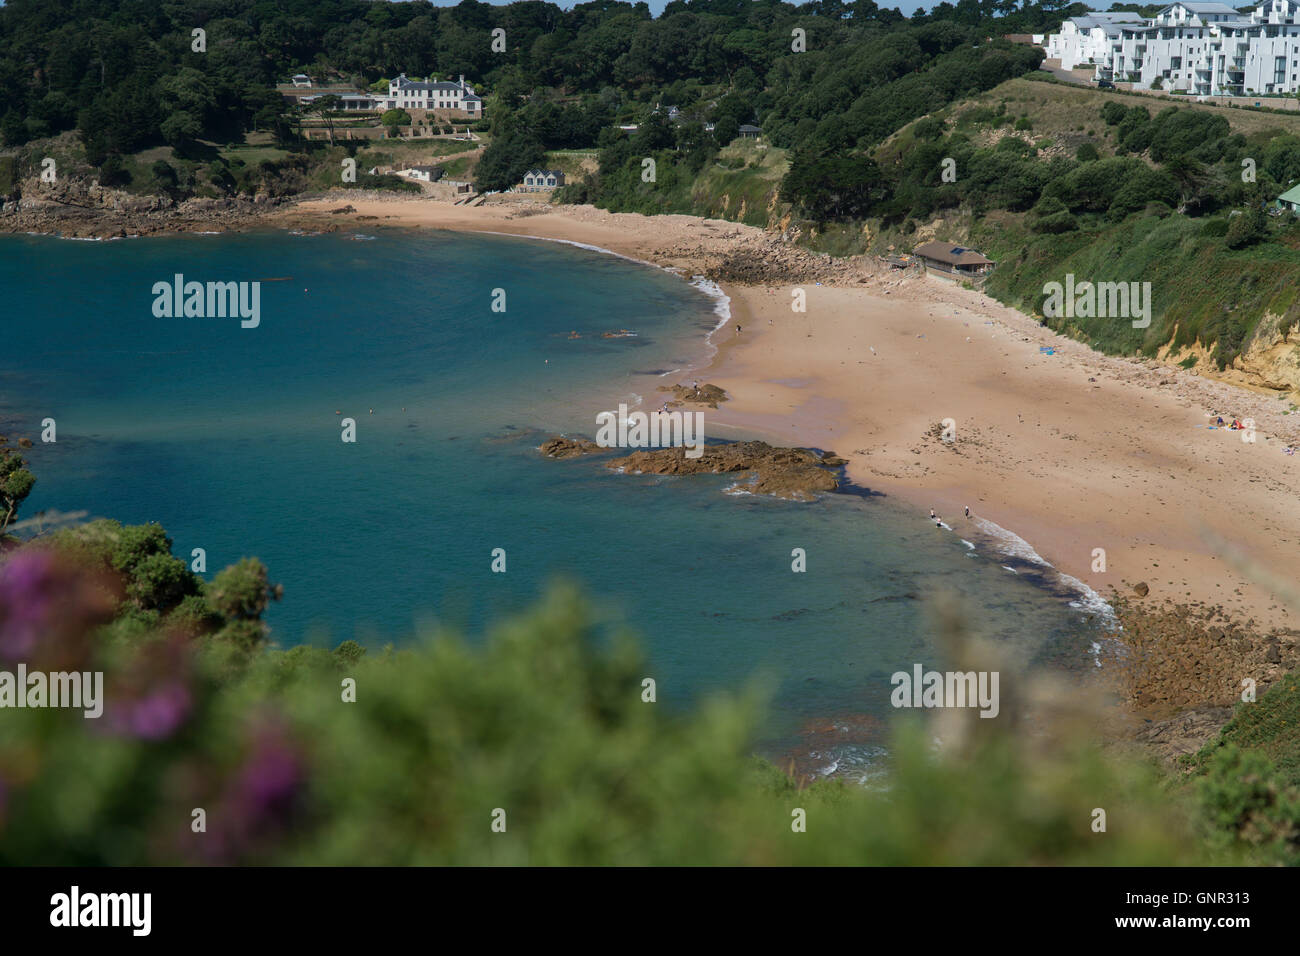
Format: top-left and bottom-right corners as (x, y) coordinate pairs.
(658, 382), (728, 408)
(605, 440), (839, 501)
(1133, 581), (1150, 597)
(539, 436), (602, 458)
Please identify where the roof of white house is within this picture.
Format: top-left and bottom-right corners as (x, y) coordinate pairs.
(392, 73), (474, 93)
(1066, 13), (1148, 35)
(523, 169), (563, 178)
(1156, 2), (1240, 14)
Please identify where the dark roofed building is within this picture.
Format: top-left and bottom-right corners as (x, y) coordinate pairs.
(913, 241), (995, 278)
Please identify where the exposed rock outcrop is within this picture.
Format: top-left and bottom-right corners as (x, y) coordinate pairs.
(657, 382), (728, 408)
(538, 436), (603, 458)
(606, 440), (842, 501)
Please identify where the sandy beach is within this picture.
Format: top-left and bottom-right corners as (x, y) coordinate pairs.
(285, 194), (1300, 638)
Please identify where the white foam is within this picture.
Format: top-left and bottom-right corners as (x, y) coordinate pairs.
(691, 276), (733, 341)
(1055, 569), (1119, 627)
(973, 517), (1051, 567)
(972, 516), (1119, 628)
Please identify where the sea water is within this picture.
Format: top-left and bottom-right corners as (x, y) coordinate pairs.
(1, 229), (1103, 776)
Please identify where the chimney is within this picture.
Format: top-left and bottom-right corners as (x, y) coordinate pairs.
(459, 74), (465, 88)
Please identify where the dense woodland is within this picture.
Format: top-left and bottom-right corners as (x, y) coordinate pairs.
(0, 0), (1073, 180)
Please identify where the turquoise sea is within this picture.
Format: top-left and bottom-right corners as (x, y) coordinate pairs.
(2, 229), (1106, 777)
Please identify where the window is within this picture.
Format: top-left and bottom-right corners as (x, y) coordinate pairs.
(1277, 55), (1288, 83)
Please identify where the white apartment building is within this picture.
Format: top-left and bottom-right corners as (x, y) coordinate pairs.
(1045, 12), (1149, 69)
(1047, 2), (1300, 96)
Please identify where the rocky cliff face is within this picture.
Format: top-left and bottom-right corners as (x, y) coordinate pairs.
(1160, 315), (1300, 400)
(1229, 315), (1300, 396)
(0, 172), (281, 238)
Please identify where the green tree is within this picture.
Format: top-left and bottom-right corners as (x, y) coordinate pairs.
(311, 94), (341, 146)
(781, 152), (885, 221)
(0, 449), (35, 533)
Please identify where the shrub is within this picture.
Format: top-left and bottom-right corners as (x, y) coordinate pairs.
(1100, 101), (1127, 126)
(1225, 205), (1267, 248)
(0, 570), (1242, 866)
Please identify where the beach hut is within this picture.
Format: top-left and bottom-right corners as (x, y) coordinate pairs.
(913, 241), (995, 279)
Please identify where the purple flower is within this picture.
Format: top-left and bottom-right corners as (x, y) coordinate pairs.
(233, 727), (305, 823)
(106, 682), (192, 740)
(0, 550), (57, 660)
(188, 721), (308, 864)
(0, 549), (115, 667)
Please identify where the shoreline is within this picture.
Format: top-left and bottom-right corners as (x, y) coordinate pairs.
(10, 194), (1299, 728)
(20, 195), (1298, 627)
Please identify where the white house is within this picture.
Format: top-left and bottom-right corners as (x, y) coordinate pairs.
(380, 74), (482, 117)
(291, 74), (312, 88)
(337, 74), (483, 117)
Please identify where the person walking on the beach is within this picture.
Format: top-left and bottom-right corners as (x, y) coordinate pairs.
(929, 509), (936, 520)
(964, 505), (970, 519)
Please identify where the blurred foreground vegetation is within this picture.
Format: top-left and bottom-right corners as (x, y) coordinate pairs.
(0, 518), (1297, 865)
